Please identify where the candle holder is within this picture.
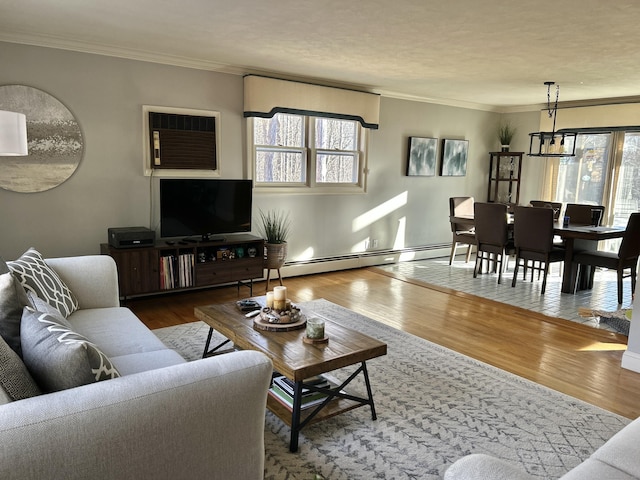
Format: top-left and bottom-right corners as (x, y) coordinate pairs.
(303, 317), (329, 344)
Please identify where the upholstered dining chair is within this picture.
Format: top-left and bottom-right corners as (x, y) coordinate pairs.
(511, 206), (565, 294)
(448, 196), (475, 265)
(529, 200), (563, 221)
(590, 205), (606, 226)
(564, 203), (596, 225)
(473, 202), (512, 284)
(573, 212), (640, 304)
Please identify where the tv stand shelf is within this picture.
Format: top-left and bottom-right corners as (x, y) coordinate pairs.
(100, 234), (264, 299)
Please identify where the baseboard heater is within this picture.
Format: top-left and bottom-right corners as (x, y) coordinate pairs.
(283, 243), (450, 268)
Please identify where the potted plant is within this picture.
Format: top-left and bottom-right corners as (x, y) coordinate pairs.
(498, 121), (517, 151)
(258, 209), (291, 270)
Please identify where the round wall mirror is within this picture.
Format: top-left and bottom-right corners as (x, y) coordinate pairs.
(0, 85), (84, 193)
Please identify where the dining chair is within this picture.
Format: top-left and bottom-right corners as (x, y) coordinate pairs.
(473, 202), (512, 283)
(591, 205), (606, 226)
(564, 203), (596, 225)
(529, 200), (562, 221)
(573, 212), (640, 304)
(511, 206), (565, 294)
(448, 196), (475, 265)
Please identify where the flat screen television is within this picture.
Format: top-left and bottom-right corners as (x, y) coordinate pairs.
(160, 178), (252, 240)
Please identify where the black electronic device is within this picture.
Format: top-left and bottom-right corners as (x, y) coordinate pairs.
(159, 178), (252, 241)
(108, 227), (156, 249)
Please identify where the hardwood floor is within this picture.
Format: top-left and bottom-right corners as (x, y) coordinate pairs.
(128, 266), (640, 420)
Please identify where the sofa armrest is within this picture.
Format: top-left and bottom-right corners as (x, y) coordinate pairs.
(0, 350), (273, 480)
(45, 255), (120, 308)
(444, 454), (537, 480)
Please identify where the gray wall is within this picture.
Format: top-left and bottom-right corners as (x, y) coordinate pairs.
(0, 41), (541, 264)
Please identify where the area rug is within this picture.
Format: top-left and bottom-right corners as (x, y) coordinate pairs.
(153, 299), (630, 479)
(578, 307), (633, 336)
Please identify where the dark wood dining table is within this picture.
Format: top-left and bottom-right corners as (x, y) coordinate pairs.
(449, 214), (626, 294)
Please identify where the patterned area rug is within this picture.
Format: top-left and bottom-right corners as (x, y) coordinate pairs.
(153, 299), (629, 479)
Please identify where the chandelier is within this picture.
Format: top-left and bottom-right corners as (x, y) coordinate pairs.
(528, 82), (576, 157)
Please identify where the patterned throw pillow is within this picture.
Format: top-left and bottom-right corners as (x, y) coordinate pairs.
(8, 248), (79, 318)
(21, 307), (120, 393)
(0, 333), (41, 402)
(26, 291), (72, 329)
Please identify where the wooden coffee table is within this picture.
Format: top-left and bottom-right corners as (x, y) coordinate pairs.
(194, 299), (387, 452)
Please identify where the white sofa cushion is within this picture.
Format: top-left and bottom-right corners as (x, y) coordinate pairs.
(68, 307), (172, 357)
(110, 350), (186, 375)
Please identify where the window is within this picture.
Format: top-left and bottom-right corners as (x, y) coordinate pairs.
(251, 113), (367, 193)
(554, 133), (611, 206)
(549, 129), (640, 250)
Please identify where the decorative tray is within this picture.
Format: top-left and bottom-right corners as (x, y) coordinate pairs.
(253, 306), (307, 332)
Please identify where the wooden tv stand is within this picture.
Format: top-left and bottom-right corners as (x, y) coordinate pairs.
(100, 234), (264, 299)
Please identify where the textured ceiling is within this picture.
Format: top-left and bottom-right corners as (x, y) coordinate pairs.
(2, 0), (640, 110)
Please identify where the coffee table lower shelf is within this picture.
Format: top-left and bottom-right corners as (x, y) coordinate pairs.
(267, 393), (365, 427)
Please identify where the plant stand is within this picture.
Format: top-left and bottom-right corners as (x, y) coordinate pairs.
(264, 242), (287, 291)
(265, 267), (283, 290)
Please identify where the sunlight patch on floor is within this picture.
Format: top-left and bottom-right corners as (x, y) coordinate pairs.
(579, 342), (627, 352)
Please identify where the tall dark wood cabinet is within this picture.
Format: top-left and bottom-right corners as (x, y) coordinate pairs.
(487, 151), (523, 206)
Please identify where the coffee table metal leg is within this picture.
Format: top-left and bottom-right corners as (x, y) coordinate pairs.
(289, 381), (303, 452)
(361, 361), (377, 420)
(201, 327), (232, 358)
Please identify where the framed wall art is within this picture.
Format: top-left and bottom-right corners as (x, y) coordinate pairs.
(406, 136), (437, 176)
(440, 139), (468, 176)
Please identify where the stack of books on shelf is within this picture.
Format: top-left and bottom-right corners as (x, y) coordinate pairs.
(159, 253), (195, 289)
(269, 375), (334, 411)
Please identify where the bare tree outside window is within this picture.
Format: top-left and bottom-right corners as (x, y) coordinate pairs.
(253, 113), (362, 188)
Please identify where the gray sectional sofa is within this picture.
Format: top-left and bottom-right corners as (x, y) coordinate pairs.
(0, 251), (273, 479)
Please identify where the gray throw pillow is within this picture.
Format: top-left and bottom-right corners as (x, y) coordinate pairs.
(21, 306), (120, 393)
(0, 256), (9, 274)
(8, 248), (79, 318)
(26, 291), (72, 329)
(0, 272), (32, 356)
(0, 333), (41, 401)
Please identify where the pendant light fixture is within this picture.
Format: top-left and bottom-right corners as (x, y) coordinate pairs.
(528, 82), (576, 157)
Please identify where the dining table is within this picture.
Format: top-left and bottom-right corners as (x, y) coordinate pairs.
(449, 214), (627, 294)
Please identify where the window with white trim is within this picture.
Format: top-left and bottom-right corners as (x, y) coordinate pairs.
(251, 113), (367, 193)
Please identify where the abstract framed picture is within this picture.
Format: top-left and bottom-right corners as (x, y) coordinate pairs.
(441, 139), (469, 176)
(406, 136), (437, 176)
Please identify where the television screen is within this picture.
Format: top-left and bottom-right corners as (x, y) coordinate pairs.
(160, 179), (252, 240)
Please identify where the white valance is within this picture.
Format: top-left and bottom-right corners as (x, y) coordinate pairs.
(539, 103), (640, 131)
(243, 75), (380, 129)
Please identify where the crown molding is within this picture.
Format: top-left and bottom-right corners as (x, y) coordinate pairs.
(4, 34), (640, 114)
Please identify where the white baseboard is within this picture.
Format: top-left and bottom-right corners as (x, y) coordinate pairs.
(277, 245), (450, 278)
(622, 350), (640, 373)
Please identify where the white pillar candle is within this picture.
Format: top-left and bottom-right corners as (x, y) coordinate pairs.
(306, 317), (325, 339)
(273, 286), (287, 301)
(273, 299), (286, 311)
(266, 291), (274, 308)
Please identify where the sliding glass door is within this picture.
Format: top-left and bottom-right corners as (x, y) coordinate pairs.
(549, 129), (640, 251)
(613, 132), (640, 226)
(554, 133), (611, 206)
